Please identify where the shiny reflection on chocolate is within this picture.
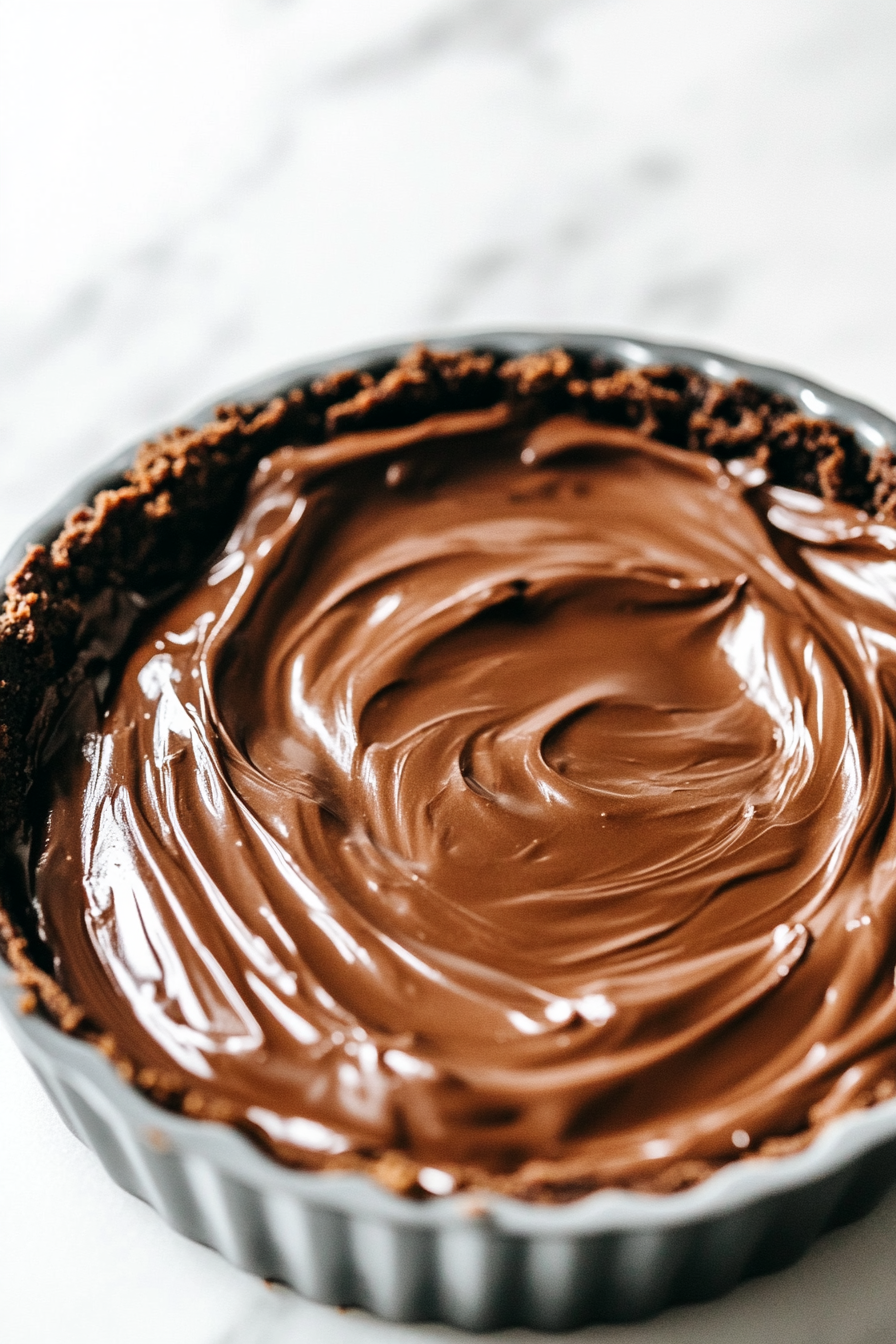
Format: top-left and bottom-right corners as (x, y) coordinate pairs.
(34, 409), (896, 1187)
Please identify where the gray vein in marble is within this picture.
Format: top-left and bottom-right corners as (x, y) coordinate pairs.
(637, 266), (733, 328)
(0, 117), (294, 393)
(425, 153), (702, 324)
(325, 0), (600, 86)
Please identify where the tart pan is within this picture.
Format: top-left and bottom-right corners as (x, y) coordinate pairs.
(3, 332), (896, 1331)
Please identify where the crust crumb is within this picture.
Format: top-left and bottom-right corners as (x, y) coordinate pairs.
(370, 1150), (420, 1195)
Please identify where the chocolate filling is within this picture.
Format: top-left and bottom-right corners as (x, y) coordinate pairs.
(5, 346), (896, 1200)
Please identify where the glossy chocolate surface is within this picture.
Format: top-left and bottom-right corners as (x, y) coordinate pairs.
(33, 407), (896, 1186)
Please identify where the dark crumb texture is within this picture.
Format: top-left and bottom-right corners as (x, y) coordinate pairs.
(0, 343), (892, 1198)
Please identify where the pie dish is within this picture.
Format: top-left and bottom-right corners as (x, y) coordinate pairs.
(3, 331), (896, 1329)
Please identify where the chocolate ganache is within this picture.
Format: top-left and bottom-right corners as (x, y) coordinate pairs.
(26, 377), (896, 1195)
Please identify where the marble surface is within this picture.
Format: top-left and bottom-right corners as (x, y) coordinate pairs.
(3, 1), (896, 1339)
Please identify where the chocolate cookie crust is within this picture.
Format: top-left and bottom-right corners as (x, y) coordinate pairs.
(2, 343), (893, 1198)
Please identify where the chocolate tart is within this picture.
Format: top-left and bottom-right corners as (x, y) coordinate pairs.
(4, 333), (896, 1329)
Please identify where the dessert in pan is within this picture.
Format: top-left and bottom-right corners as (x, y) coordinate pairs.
(4, 337), (896, 1324)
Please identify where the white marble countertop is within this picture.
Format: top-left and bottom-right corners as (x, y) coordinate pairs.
(3, 1), (896, 1339)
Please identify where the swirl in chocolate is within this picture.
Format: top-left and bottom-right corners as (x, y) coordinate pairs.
(34, 407), (896, 1190)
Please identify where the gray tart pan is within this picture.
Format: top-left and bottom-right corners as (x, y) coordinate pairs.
(3, 332), (896, 1331)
